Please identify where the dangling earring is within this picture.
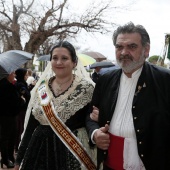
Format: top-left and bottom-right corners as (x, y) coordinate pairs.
(73, 62), (77, 75)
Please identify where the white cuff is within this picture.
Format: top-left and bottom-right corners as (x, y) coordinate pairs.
(91, 129), (98, 144)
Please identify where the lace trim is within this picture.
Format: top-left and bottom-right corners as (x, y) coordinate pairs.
(77, 127), (97, 170)
(32, 75), (94, 124)
(48, 75), (75, 98)
(123, 138), (145, 170)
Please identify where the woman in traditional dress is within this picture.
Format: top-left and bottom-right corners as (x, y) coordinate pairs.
(14, 41), (97, 170)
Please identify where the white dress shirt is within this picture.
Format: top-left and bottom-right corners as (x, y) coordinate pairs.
(109, 67), (145, 170)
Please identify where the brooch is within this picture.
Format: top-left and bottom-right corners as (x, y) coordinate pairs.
(135, 83), (146, 96)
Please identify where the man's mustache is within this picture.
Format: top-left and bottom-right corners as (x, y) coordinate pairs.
(119, 55), (133, 60)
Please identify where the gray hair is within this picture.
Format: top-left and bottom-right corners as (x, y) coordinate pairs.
(112, 22), (150, 47)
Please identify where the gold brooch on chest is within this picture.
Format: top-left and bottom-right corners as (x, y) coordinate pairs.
(135, 82), (146, 96)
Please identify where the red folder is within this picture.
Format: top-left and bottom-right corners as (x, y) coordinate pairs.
(104, 133), (124, 170)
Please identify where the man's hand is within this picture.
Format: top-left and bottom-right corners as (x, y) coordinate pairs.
(14, 165), (20, 170)
(93, 124), (110, 150)
(90, 106), (99, 122)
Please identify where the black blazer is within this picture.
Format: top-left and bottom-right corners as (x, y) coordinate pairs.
(86, 62), (170, 170)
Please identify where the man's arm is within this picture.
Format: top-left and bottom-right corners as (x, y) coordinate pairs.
(86, 106), (110, 150)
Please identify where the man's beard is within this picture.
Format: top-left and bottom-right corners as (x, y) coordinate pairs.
(116, 52), (146, 73)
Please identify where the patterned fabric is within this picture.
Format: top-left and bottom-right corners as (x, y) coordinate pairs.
(32, 75), (94, 125)
(16, 75), (97, 170)
(20, 126), (81, 170)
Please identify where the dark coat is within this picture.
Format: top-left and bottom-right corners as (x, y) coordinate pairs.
(86, 62), (170, 170)
(15, 81), (30, 111)
(92, 72), (100, 83)
(15, 68), (31, 111)
(0, 78), (24, 117)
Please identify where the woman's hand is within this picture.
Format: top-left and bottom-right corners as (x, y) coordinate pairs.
(32, 80), (37, 86)
(21, 95), (26, 103)
(90, 106), (99, 122)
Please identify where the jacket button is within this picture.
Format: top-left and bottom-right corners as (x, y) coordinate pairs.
(141, 154), (144, 157)
(139, 141), (142, 144)
(137, 129), (140, 132)
(134, 117), (137, 120)
(133, 106), (135, 108)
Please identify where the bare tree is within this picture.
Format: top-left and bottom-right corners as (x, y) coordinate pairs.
(0, 0), (131, 67)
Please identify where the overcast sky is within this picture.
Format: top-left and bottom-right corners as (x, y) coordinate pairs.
(70, 0), (170, 62)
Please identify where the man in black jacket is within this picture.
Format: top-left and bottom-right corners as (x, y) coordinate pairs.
(91, 66), (101, 83)
(86, 22), (170, 170)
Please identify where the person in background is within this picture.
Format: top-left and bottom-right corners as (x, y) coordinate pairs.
(26, 68), (36, 90)
(14, 68), (31, 153)
(91, 66), (101, 83)
(14, 41), (97, 170)
(86, 22), (170, 170)
(32, 71), (39, 81)
(0, 72), (25, 168)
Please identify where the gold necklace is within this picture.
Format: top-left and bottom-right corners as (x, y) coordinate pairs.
(55, 76), (73, 95)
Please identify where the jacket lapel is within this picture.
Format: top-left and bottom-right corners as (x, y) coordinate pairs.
(108, 70), (122, 121)
(133, 63), (147, 105)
